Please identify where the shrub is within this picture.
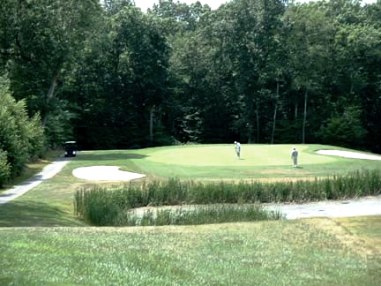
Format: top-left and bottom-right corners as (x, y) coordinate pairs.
(317, 106), (367, 147)
(0, 149), (10, 187)
(0, 75), (45, 179)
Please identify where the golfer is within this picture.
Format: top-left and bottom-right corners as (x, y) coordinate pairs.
(234, 141), (241, 159)
(291, 147), (298, 167)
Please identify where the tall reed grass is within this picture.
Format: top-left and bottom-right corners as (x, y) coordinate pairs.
(74, 170), (381, 226)
(120, 205), (283, 226)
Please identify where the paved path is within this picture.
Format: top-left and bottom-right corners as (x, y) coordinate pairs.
(265, 196), (381, 219)
(0, 159), (69, 205)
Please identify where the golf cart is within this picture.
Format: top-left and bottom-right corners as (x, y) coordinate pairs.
(64, 141), (77, 157)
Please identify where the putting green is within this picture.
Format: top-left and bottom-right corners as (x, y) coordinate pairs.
(146, 144), (336, 166)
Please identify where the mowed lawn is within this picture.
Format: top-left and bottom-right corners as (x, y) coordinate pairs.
(76, 144), (381, 180)
(0, 144), (380, 285)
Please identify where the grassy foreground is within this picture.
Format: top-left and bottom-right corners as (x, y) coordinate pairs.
(0, 217), (380, 285)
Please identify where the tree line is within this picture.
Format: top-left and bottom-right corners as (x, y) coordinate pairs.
(1, 0), (380, 161)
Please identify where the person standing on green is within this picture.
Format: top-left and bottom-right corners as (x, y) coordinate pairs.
(291, 147), (298, 167)
(234, 141), (241, 159)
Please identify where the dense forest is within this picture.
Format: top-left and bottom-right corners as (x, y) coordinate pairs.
(1, 0), (380, 154)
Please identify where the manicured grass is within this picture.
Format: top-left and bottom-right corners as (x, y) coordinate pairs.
(0, 218), (380, 285)
(145, 144), (335, 166)
(42, 144), (381, 182)
(92, 144), (381, 180)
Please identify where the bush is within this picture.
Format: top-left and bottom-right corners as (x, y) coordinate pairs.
(317, 106), (367, 147)
(0, 149), (11, 187)
(0, 75), (45, 179)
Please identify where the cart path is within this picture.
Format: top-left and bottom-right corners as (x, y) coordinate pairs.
(0, 159), (69, 205)
(265, 196), (381, 219)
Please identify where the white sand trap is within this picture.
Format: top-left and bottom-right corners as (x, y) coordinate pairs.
(72, 166), (145, 181)
(316, 150), (381, 160)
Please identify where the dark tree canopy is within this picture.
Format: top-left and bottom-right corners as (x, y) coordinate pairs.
(0, 0), (380, 152)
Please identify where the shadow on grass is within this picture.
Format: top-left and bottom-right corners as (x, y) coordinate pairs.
(0, 193), (14, 198)
(0, 201), (85, 227)
(75, 153), (147, 161)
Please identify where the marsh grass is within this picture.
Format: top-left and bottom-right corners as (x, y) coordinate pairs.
(119, 204), (283, 226)
(75, 170), (381, 226)
(74, 185), (282, 226)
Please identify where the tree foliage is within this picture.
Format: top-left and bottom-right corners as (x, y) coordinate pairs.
(0, 0), (380, 152)
(0, 74), (45, 186)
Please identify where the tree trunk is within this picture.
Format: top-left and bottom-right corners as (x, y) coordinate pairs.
(255, 105), (260, 143)
(247, 123), (252, 143)
(271, 81), (280, 144)
(302, 88), (308, 144)
(149, 105), (155, 144)
(42, 73), (59, 127)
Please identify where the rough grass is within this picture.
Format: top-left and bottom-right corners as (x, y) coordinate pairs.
(0, 218), (380, 285)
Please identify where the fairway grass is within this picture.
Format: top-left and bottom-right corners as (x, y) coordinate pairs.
(0, 217), (380, 285)
(145, 144), (336, 166)
(116, 144), (381, 180)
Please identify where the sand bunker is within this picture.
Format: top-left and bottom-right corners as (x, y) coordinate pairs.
(72, 166), (146, 181)
(316, 150), (381, 160)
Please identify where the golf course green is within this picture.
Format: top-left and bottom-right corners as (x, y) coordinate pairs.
(88, 144), (381, 180)
(146, 144), (336, 166)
